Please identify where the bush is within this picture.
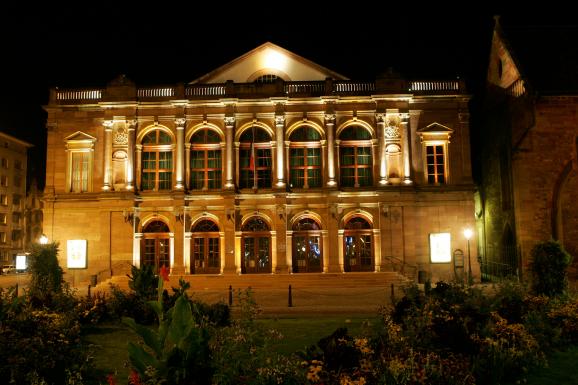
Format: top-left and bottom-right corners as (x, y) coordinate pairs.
(529, 240), (573, 297)
(27, 242), (66, 307)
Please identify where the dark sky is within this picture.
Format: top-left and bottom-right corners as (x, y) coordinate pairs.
(0, 5), (572, 188)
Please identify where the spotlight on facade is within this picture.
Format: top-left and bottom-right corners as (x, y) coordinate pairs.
(39, 234), (49, 245)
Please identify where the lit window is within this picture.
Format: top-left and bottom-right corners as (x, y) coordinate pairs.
(425, 145), (446, 184)
(0, 195), (7, 205)
(189, 129), (222, 190)
(65, 132), (96, 193)
(141, 130), (173, 191)
(239, 128), (272, 189)
(71, 152), (90, 192)
(254, 74), (280, 83)
(0, 213), (6, 224)
(289, 126), (322, 188)
(0, 232), (6, 243)
(339, 126), (373, 187)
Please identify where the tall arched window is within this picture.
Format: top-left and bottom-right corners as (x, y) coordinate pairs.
(292, 218), (322, 273)
(142, 220), (170, 271)
(339, 126), (373, 187)
(141, 130), (173, 191)
(191, 219), (220, 274)
(239, 128), (272, 189)
(241, 217), (271, 274)
(289, 126), (322, 188)
(190, 128), (222, 190)
(343, 217), (373, 272)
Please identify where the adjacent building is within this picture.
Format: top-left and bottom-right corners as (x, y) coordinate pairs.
(43, 42), (478, 285)
(478, 18), (578, 279)
(0, 131), (32, 264)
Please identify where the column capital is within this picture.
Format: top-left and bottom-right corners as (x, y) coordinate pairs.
(324, 113), (336, 123)
(125, 119), (137, 129)
(224, 116), (236, 126)
(175, 118), (186, 128)
(103, 120), (114, 129)
(274, 115), (285, 126)
(375, 113), (386, 123)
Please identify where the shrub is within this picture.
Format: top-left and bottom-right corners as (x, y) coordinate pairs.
(127, 263), (158, 300)
(529, 240), (573, 297)
(27, 242), (66, 307)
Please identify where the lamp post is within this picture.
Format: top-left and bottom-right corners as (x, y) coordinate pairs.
(39, 234), (49, 245)
(463, 228), (473, 285)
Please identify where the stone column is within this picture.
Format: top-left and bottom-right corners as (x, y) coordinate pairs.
(376, 113), (388, 185)
(135, 144), (142, 190)
(324, 113), (337, 186)
(275, 115), (286, 188)
(185, 144), (191, 190)
(102, 120), (113, 191)
(224, 116), (236, 189)
(175, 118), (186, 190)
(126, 120), (136, 190)
(401, 112), (412, 184)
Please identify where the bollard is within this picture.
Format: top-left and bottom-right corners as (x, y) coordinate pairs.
(288, 284), (293, 307)
(228, 285), (233, 306)
(88, 284), (91, 299)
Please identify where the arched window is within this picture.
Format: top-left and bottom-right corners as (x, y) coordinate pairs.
(191, 219), (220, 274)
(239, 128), (272, 189)
(254, 74), (280, 83)
(339, 126), (373, 187)
(241, 217), (271, 273)
(190, 128), (222, 190)
(289, 126), (322, 188)
(292, 218), (322, 273)
(142, 220), (170, 271)
(343, 217), (373, 272)
(141, 130), (173, 191)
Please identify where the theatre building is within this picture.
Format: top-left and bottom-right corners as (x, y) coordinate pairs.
(43, 42), (477, 286)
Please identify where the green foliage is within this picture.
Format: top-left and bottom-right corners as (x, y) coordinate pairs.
(123, 279), (212, 385)
(127, 264), (159, 300)
(529, 240), (573, 297)
(27, 242), (65, 305)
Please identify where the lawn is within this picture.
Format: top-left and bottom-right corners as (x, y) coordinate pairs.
(523, 345), (578, 385)
(81, 315), (375, 384)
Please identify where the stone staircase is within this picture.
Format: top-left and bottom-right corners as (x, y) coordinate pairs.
(93, 271), (412, 315)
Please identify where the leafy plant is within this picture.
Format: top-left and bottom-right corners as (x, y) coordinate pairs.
(127, 264), (158, 300)
(529, 240), (573, 297)
(27, 242), (65, 305)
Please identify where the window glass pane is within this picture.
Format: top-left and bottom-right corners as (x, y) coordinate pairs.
(158, 131), (172, 144)
(308, 169), (321, 187)
(339, 126), (371, 140)
(207, 170), (221, 189)
(158, 172), (172, 190)
(190, 171), (204, 189)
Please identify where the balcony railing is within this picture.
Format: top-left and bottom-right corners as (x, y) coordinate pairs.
(51, 78), (466, 104)
(505, 78), (526, 97)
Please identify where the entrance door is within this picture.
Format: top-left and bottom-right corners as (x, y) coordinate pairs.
(343, 217), (374, 272)
(241, 217), (271, 274)
(292, 218), (323, 273)
(191, 219), (220, 274)
(142, 220), (171, 271)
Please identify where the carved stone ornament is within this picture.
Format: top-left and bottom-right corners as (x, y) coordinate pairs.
(274, 115), (285, 125)
(103, 120), (114, 128)
(113, 126), (128, 145)
(375, 113), (386, 123)
(175, 118), (186, 127)
(224, 116), (236, 126)
(324, 113), (336, 123)
(384, 125), (400, 139)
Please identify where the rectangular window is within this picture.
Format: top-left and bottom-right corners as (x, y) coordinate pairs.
(11, 230), (21, 242)
(71, 152), (90, 192)
(426, 145), (445, 184)
(13, 175), (22, 188)
(12, 194), (21, 205)
(0, 232), (6, 243)
(0, 195), (7, 206)
(1, 158), (7, 168)
(14, 160), (22, 170)
(12, 212), (19, 224)
(0, 175), (7, 187)
(0, 213), (6, 224)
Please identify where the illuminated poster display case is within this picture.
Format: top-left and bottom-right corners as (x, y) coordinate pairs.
(429, 233), (451, 263)
(67, 240), (87, 269)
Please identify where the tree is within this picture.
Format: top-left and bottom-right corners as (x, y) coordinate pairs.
(27, 242), (64, 302)
(529, 240), (573, 296)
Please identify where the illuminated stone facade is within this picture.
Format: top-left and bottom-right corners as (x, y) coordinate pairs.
(479, 20), (578, 279)
(44, 43), (477, 285)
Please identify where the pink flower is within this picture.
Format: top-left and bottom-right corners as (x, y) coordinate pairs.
(129, 370), (142, 385)
(106, 373), (116, 385)
(160, 264), (170, 282)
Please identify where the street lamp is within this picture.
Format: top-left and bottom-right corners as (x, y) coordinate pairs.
(39, 234), (49, 245)
(463, 228), (473, 285)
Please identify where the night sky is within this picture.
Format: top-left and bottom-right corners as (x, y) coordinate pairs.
(0, 5), (571, 189)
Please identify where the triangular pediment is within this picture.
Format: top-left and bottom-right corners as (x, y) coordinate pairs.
(190, 42), (348, 84)
(417, 123), (454, 134)
(64, 131), (97, 142)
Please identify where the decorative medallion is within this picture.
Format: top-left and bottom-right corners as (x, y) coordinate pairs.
(113, 126), (128, 145)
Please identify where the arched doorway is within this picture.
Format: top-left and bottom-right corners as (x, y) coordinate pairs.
(343, 216), (374, 272)
(292, 218), (323, 273)
(241, 217), (271, 274)
(191, 219), (220, 274)
(142, 220), (170, 271)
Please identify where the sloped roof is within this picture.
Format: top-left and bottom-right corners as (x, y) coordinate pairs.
(190, 42), (349, 84)
(499, 22), (578, 94)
